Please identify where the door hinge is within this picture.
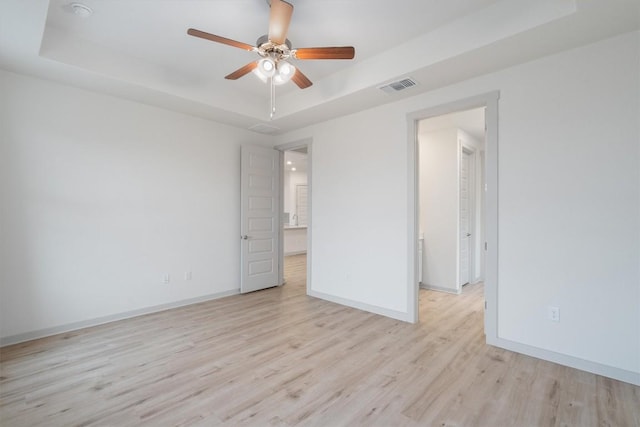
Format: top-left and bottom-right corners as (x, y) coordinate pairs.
(485, 301), (487, 310)
(484, 242), (488, 250)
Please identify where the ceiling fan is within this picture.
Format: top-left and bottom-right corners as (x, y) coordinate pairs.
(186, 0), (355, 92)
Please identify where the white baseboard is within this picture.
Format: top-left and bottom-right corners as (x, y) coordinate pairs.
(488, 336), (640, 386)
(284, 250), (307, 256)
(0, 289), (240, 347)
(420, 283), (461, 295)
(308, 290), (412, 322)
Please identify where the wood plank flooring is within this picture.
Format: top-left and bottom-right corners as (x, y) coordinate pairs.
(1, 254), (639, 426)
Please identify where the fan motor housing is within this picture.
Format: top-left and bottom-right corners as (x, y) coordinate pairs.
(256, 34), (292, 58)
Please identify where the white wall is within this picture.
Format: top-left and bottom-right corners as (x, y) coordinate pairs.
(419, 128), (458, 292)
(0, 70), (273, 343)
(276, 32), (640, 383)
(281, 109), (410, 316)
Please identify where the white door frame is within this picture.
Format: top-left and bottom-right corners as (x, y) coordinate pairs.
(275, 138), (312, 295)
(407, 91), (499, 345)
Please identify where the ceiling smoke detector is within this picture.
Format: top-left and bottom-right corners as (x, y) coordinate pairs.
(69, 3), (93, 17)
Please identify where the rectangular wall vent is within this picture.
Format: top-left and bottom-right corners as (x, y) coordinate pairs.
(249, 123), (280, 134)
(378, 78), (418, 94)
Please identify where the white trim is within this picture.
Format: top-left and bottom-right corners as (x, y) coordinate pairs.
(0, 289), (239, 347)
(284, 250), (307, 256)
(491, 337), (640, 386)
(306, 142), (313, 295)
(308, 290), (413, 323)
(407, 91), (500, 339)
(406, 118), (419, 323)
(278, 150), (285, 285)
(484, 94), (499, 343)
(420, 284), (462, 295)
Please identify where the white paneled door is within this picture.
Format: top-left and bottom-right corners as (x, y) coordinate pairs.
(240, 145), (279, 293)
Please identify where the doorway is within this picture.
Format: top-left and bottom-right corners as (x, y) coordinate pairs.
(418, 108), (485, 294)
(276, 139), (312, 294)
(407, 91), (498, 343)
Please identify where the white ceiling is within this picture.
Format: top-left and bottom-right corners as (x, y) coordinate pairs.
(1, 0), (638, 135)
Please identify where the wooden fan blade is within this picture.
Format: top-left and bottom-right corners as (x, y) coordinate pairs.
(291, 68), (312, 89)
(268, 0), (293, 45)
(225, 61), (259, 80)
(187, 28), (255, 52)
(294, 46), (355, 60)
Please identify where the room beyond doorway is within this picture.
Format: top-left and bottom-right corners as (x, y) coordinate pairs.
(418, 107), (486, 294)
(276, 138), (313, 295)
(282, 146), (308, 289)
(283, 149), (308, 257)
(407, 90), (498, 340)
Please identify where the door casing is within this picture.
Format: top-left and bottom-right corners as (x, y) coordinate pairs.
(407, 91), (499, 346)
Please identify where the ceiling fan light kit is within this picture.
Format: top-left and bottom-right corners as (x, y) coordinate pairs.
(187, 0), (355, 119)
(257, 57), (276, 78)
(274, 61), (295, 84)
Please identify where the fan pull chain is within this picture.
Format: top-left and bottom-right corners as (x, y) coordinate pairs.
(269, 76), (276, 120)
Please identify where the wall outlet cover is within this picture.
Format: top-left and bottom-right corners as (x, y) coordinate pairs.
(547, 306), (560, 322)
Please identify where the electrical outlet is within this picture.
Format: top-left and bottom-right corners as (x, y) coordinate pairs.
(185, 271), (192, 281)
(163, 274), (170, 284)
(547, 306), (560, 322)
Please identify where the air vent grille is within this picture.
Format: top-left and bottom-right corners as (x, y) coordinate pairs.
(378, 78), (418, 94)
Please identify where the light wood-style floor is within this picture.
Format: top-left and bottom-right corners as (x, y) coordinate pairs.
(1, 254), (638, 426)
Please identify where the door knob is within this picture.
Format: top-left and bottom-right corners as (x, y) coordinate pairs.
(466, 233), (471, 237)
(241, 235), (250, 240)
